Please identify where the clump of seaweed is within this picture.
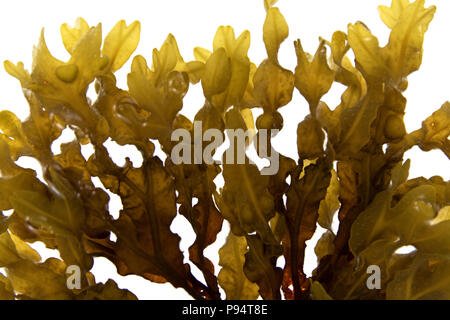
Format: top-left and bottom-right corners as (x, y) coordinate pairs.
(0, 0), (448, 300)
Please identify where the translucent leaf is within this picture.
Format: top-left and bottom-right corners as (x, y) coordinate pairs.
(294, 40), (334, 110)
(60, 17), (90, 54)
(89, 152), (199, 294)
(152, 34), (184, 82)
(244, 235), (283, 299)
(183, 60), (204, 84)
(0, 170), (48, 211)
(391, 159), (411, 189)
(218, 232), (259, 300)
(127, 55), (159, 114)
(201, 48), (231, 100)
(310, 280), (333, 300)
(284, 159), (332, 298)
(263, 0), (279, 12)
(10, 168), (92, 271)
(318, 169), (340, 231)
(102, 20), (141, 72)
(9, 233), (41, 264)
(0, 232), (40, 267)
(253, 59), (294, 113)
(93, 76), (154, 156)
(128, 54), (188, 129)
(213, 26), (237, 54)
(3, 61), (31, 86)
(349, 159), (450, 261)
(0, 110), (29, 159)
(208, 27), (251, 112)
(419, 102), (450, 158)
(432, 206), (450, 225)
(31, 25), (105, 124)
(32, 29), (66, 91)
(383, 0), (436, 82)
(212, 62), (250, 112)
(387, 253), (450, 300)
(193, 47), (212, 63)
(217, 160), (276, 244)
(338, 84), (384, 155)
(21, 92), (64, 152)
(378, 0), (410, 29)
(77, 279), (137, 300)
(330, 31), (348, 65)
(263, 7), (288, 62)
(347, 22), (386, 78)
(314, 230), (335, 262)
(297, 115), (325, 160)
(0, 273), (14, 300)
(6, 258), (74, 300)
(67, 24), (104, 90)
(239, 62), (259, 109)
(166, 159), (223, 299)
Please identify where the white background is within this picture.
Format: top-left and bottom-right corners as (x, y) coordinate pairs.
(0, 0), (449, 299)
